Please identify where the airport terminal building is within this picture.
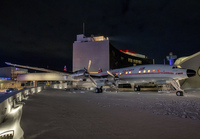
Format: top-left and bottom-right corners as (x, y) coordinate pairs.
(73, 34), (154, 72)
(0, 67), (28, 89)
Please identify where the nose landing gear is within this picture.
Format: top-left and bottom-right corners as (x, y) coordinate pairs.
(176, 91), (183, 96)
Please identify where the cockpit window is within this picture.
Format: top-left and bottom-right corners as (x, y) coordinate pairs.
(172, 66), (181, 69)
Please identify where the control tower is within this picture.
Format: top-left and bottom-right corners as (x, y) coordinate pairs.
(166, 52), (177, 65)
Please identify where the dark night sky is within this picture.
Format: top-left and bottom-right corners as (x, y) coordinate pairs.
(0, 0), (200, 71)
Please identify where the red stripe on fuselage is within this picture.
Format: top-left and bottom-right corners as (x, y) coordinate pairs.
(120, 72), (174, 75)
(100, 72), (175, 76)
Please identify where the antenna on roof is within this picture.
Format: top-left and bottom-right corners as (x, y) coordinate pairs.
(83, 22), (85, 36)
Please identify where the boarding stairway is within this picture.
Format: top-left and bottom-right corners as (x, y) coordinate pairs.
(158, 79), (184, 96)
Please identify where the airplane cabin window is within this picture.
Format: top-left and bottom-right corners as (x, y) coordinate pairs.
(139, 71), (141, 73)
(148, 70), (150, 72)
(129, 71), (131, 74)
(152, 69), (155, 72)
(143, 70), (146, 73)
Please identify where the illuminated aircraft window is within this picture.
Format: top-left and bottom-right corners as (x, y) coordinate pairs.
(126, 72), (128, 74)
(157, 69), (160, 72)
(143, 70), (146, 73)
(153, 69), (155, 72)
(120, 73), (122, 75)
(116, 73), (118, 76)
(139, 71), (141, 73)
(129, 71), (131, 74)
(148, 70), (150, 72)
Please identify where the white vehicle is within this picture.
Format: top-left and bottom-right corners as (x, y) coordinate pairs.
(5, 61), (196, 96)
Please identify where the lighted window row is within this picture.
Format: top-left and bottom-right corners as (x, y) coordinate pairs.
(128, 58), (142, 64)
(115, 69), (161, 75)
(138, 69), (160, 73)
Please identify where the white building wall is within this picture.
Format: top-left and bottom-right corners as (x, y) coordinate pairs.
(73, 40), (110, 72)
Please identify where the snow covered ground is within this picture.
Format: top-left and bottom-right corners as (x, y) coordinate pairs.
(20, 89), (200, 138)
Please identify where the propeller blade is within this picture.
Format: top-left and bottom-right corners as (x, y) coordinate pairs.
(107, 71), (115, 78)
(89, 75), (97, 86)
(88, 60), (91, 72)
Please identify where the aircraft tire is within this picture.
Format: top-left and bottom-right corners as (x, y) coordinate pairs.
(134, 87), (138, 92)
(176, 91), (183, 96)
(134, 86), (140, 91)
(99, 88), (103, 93)
(95, 88), (100, 93)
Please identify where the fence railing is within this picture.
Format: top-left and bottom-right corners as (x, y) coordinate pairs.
(0, 83), (69, 139)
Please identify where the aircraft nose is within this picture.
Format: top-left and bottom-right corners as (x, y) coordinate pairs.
(187, 69), (196, 77)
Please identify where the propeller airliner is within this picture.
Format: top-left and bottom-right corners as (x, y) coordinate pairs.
(5, 61), (196, 96)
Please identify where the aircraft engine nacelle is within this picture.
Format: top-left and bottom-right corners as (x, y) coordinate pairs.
(71, 69), (89, 78)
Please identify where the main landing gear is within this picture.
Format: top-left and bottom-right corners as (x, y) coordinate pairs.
(95, 87), (103, 93)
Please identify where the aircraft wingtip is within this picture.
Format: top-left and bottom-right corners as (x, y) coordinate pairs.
(5, 62), (12, 65)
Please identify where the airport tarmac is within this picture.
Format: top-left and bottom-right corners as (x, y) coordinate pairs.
(20, 89), (200, 139)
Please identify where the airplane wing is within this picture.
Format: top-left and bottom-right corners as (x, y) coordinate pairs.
(5, 62), (71, 75)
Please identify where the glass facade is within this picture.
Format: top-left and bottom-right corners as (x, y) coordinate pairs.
(109, 44), (154, 70)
